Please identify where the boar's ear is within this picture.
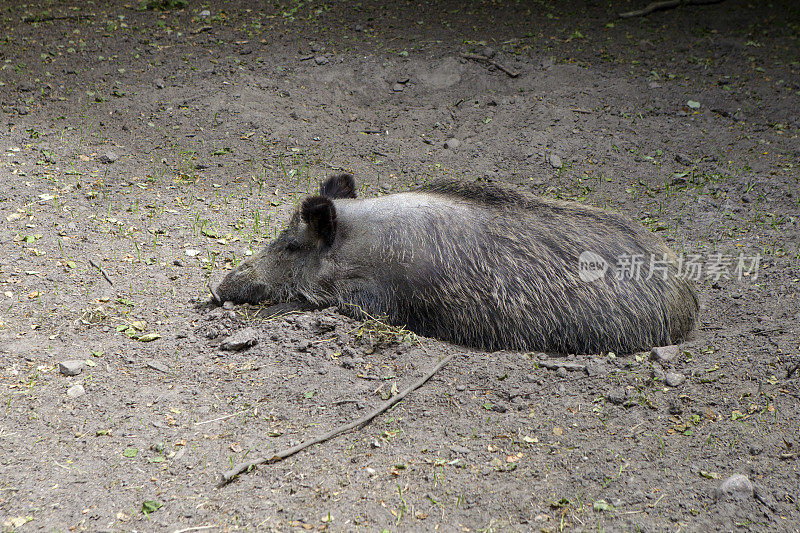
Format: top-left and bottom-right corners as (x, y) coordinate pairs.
(320, 173), (357, 199)
(301, 196), (337, 246)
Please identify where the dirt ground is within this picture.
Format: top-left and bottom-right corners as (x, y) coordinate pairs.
(1, 0), (799, 531)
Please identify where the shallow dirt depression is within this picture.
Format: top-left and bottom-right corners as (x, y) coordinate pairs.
(1, 1), (798, 531)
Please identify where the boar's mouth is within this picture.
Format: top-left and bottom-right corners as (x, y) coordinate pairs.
(208, 280), (314, 311)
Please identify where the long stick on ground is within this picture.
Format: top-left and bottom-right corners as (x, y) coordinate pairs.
(88, 259), (113, 286)
(217, 352), (456, 487)
(461, 53), (519, 78)
(619, 0), (725, 18)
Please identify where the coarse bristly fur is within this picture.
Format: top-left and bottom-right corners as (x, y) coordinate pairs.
(212, 174), (699, 354)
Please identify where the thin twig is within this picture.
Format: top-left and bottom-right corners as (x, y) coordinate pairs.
(217, 353), (456, 487)
(195, 412), (244, 426)
(754, 489), (777, 512)
(619, 0), (725, 19)
(23, 14), (95, 23)
(333, 399), (362, 405)
(461, 53), (519, 78)
(88, 259), (113, 286)
(171, 526), (217, 533)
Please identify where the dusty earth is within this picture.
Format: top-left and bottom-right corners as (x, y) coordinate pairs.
(1, 0), (799, 531)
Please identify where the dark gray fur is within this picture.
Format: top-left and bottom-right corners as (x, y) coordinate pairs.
(211, 175), (698, 354)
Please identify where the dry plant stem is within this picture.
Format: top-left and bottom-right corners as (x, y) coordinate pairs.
(461, 53), (519, 78)
(23, 14), (95, 23)
(171, 526), (217, 533)
(619, 0), (725, 18)
(88, 259), (113, 286)
(217, 352), (457, 487)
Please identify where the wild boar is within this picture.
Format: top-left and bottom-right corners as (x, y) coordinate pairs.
(211, 174), (698, 354)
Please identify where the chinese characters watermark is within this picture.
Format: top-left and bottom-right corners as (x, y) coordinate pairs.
(578, 252), (760, 282)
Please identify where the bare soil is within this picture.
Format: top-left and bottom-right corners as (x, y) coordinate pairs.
(1, 1), (799, 531)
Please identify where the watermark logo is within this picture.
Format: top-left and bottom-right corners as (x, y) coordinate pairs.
(578, 251), (609, 282)
(578, 251), (760, 282)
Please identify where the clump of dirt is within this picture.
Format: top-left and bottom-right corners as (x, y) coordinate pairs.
(1, 0), (798, 531)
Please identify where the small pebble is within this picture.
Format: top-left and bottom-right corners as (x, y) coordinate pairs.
(314, 55), (329, 65)
(716, 474), (753, 501)
(648, 81), (662, 89)
(59, 360), (85, 376)
(671, 174), (688, 186)
(665, 372), (686, 387)
(606, 387), (627, 405)
(98, 151), (119, 164)
(219, 328), (259, 351)
(482, 46), (496, 59)
(443, 138), (461, 149)
(556, 366), (568, 378)
(154, 78), (165, 89)
(651, 345), (679, 364)
(675, 153), (693, 165)
(199, 9), (211, 17)
(392, 83), (404, 92)
(548, 153), (563, 169)
(146, 360), (169, 373)
(66, 384), (85, 399)
(297, 340), (312, 352)
(586, 358), (609, 378)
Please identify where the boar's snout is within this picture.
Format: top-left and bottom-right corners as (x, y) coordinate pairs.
(209, 266), (270, 306)
(209, 282), (223, 305)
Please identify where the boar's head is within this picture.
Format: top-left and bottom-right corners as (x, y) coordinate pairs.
(210, 173), (357, 306)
